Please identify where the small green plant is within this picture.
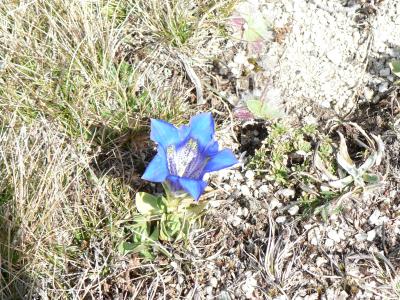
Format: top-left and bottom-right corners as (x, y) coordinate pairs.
(231, 1), (272, 53)
(119, 187), (206, 259)
(327, 132), (384, 189)
(249, 122), (317, 185)
(249, 121), (384, 219)
(245, 98), (285, 120)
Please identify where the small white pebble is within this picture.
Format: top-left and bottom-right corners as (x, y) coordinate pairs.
(259, 185), (269, 194)
(245, 170), (255, 180)
(231, 216), (242, 227)
(325, 238), (335, 247)
(240, 185), (252, 197)
(237, 207), (249, 217)
(367, 229), (376, 241)
(210, 277), (218, 288)
(277, 188), (295, 198)
(379, 68), (391, 77)
(355, 233), (367, 241)
(276, 216), (287, 224)
(288, 205), (299, 215)
(316, 257), (327, 267)
(368, 209), (381, 226)
(327, 230), (341, 243)
(269, 198), (282, 210)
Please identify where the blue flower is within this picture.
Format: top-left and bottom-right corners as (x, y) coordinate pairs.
(142, 113), (238, 201)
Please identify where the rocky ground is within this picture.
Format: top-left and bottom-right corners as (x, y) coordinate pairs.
(128, 0), (400, 299)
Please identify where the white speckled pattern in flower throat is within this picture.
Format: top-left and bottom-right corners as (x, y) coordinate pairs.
(166, 139), (208, 179)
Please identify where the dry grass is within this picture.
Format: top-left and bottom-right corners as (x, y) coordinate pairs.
(0, 0), (236, 298)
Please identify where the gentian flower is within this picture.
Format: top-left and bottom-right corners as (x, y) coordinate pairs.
(142, 113), (238, 201)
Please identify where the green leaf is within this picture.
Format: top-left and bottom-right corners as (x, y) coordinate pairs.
(246, 99), (263, 117)
(363, 172), (380, 184)
(245, 98), (284, 120)
(389, 60), (400, 77)
(243, 28), (262, 42)
(261, 103), (285, 119)
(135, 192), (163, 215)
(118, 241), (138, 255)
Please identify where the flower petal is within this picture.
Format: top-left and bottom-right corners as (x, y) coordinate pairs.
(203, 149), (238, 173)
(178, 177), (207, 201)
(150, 119), (179, 148)
(178, 124), (191, 141)
(188, 113), (215, 150)
(204, 140), (219, 156)
(141, 147), (169, 182)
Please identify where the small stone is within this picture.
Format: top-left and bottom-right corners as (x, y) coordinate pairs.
(378, 82), (389, 93)
(231, 216), (242, 227)
(308, 227), (322, 245)
(326, 48), (342, 65)
(245, 170), (255, 180)
(327, 230), (341, 243)
(277, 188), (295, 199)
(276, 216), (287, 224)
(367, 229), (376, 241)
(338, 229), (346, 240)
(210, 277), (218, 288)
(338, 291), (349, 300)
(379, 68), (391, 77)
(325, 238), (335, 247)
(316, 257), (327, 267)
(269, 198), (282, 210)
(368, 209), (381, 226)
(288, 205), (299, 215)
(205, 285), (213, 295)
(242, 273), (257, 298)
(355, 232), (367, 241)
(237, 207), (249, 217)
(240, 185), (252, 197)
(259, 185), (270, 194)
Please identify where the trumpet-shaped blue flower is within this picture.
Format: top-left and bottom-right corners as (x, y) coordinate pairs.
(142, 113), (238, 201)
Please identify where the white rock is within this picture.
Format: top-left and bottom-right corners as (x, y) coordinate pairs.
(355, 233), (367, 241)
(259, 185), (269, 194)
(327, 230), (341, 243)
(367, 229), (376, 241)
(277, 188), (295, 198)
(308, 227), (322, 245)
(288, 205), (299, 215)
(378, 82), (389, 93)
(379, 68), (391, 77)
(326, 48), (342, 65)
(338, 291), (349, 300)
(276, 216), (287, 224)
(242, 273), (257, 298)
(230, 216), (242, 227)
(210, 277), (218, 288)
(325, 238), (335, 247)
(316, 257), (327, 267)
(240, 185), (252, 197)
(269, 198), (282, 210)
(237, 207), (249, 218)
(338, 229), (346, 240)
(377, 216), (389, 226)
(205, 285), (213, 295)
(233, 51), (248, 65)
(244, 170), (255, 180)
(368, 209), (381, 226)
